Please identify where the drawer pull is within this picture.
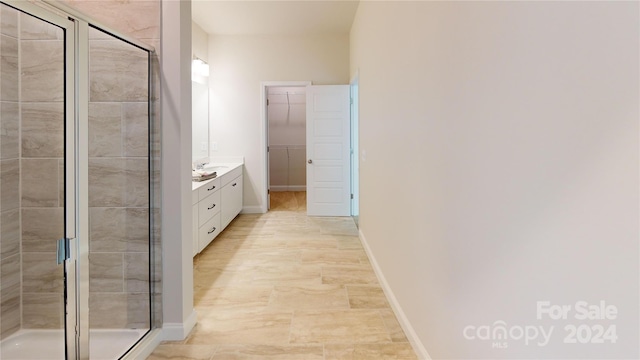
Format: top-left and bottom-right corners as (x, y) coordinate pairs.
(232, 183), (237, 187)
(207, 227), (216, 234)
(207, 185), (216, 191)
(207, 204), (216, 210)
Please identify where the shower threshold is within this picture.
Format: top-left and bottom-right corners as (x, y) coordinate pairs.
(0, 328), (148, 359)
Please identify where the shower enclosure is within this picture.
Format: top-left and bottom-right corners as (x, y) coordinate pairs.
(0, 1), (161, 359)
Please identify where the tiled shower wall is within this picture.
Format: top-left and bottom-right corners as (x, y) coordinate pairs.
(0, 5), (67, 337)
(61, 0), (162, 329)
(0, 0), (161, 338)
(19, 11), (66, 330)
(87, 26), (151, 328)
(0, 4), (20, 339)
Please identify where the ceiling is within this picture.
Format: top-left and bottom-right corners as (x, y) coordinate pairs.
(192, 0), (360, 36)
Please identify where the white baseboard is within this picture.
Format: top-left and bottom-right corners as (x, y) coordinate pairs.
(161, 309), (197, 341)
(358, 229), (431, 360)
(241, 205), (264, 214)
(122, 328), (163, 360)
(270, 185), (306, 191)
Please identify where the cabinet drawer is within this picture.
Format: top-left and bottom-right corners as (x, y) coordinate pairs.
(198, 178), (221, 202)
(198, 190), (221, 226)
(220, 166), (242, 186)
(198, 212), (221, 253)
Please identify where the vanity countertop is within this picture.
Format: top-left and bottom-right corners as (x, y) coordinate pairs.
(192, 162), (243, 191)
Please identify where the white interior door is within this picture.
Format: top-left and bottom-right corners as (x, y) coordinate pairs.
(306, 85), (351, 216)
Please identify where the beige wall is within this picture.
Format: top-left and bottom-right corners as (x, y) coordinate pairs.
(351, 2), (638, 359)
(208, 34), (349, 210)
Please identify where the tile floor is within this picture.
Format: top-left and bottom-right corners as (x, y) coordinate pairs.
(147, 191), (417, 360)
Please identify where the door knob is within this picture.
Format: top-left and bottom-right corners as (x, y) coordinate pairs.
(308, 159), (313, 164)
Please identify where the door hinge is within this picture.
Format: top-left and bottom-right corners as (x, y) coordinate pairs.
(56, 237), (72, 264)
(268, 189), (270, 195)
(267, 98), (270, 106)
(267, 146), (270, 152)
(350, 193), (354, 199)
(350, 97), (353, 105)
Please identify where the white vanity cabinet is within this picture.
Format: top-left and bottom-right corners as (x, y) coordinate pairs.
(220, 167), (243, 229)
(192, 164), (243, 256)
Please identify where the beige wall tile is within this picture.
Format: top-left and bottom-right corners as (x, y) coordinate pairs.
(125, 252), (149, 292)
(290, 310), (391, 344)
(125, 208), (150, 252)
(0, 5), (18, 38)
(1, 101), (19, 158)
(22, 208), (64, 252)
(125, 158), (149, 207)
(21, 102), (64, 157)
(1, 209), (19, 258)
(20, 40), (64, 102)
(90, 207), (126, 252)
(1, 253), (20, 338)
(22, 252), (63, 293)
(22, 293), (63, 329)
(89, 207), (149, 252)
(58, 159), (64, 206)
(89, 293), (127, 328)
(19, 12), (63, 40)
(89, 158), (124, 206)
(89, 252), (124, 292)
(22, 208), (63, 253)
(126, 292), (151, 328)
(21, 158), (59, 207)
(89, 102), (122, 157)
(1, 159), (19, 210)
(0, 36), (18, 102)
(0, 294), (19, 339)
(89, 40), (148, 102)
(123, 102), (148, 157)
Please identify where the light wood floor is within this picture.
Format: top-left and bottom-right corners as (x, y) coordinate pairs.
(147, 191), (417, 359)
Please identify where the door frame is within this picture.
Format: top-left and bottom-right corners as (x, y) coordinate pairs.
(3, 1), (79, 357)
(260, 81), (311, 213)
(350, 72), (360, 224)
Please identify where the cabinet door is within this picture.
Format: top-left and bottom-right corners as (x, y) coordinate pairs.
(221, 175), (243, 228)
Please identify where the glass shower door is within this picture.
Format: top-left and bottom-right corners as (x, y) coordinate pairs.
(0, 1), (76, 359)
(85, 24), (152, 358)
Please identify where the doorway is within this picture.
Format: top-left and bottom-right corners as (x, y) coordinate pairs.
(261, 81), (310, 211)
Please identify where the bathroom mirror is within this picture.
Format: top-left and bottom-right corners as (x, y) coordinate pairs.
(192, 80), (209, 162)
